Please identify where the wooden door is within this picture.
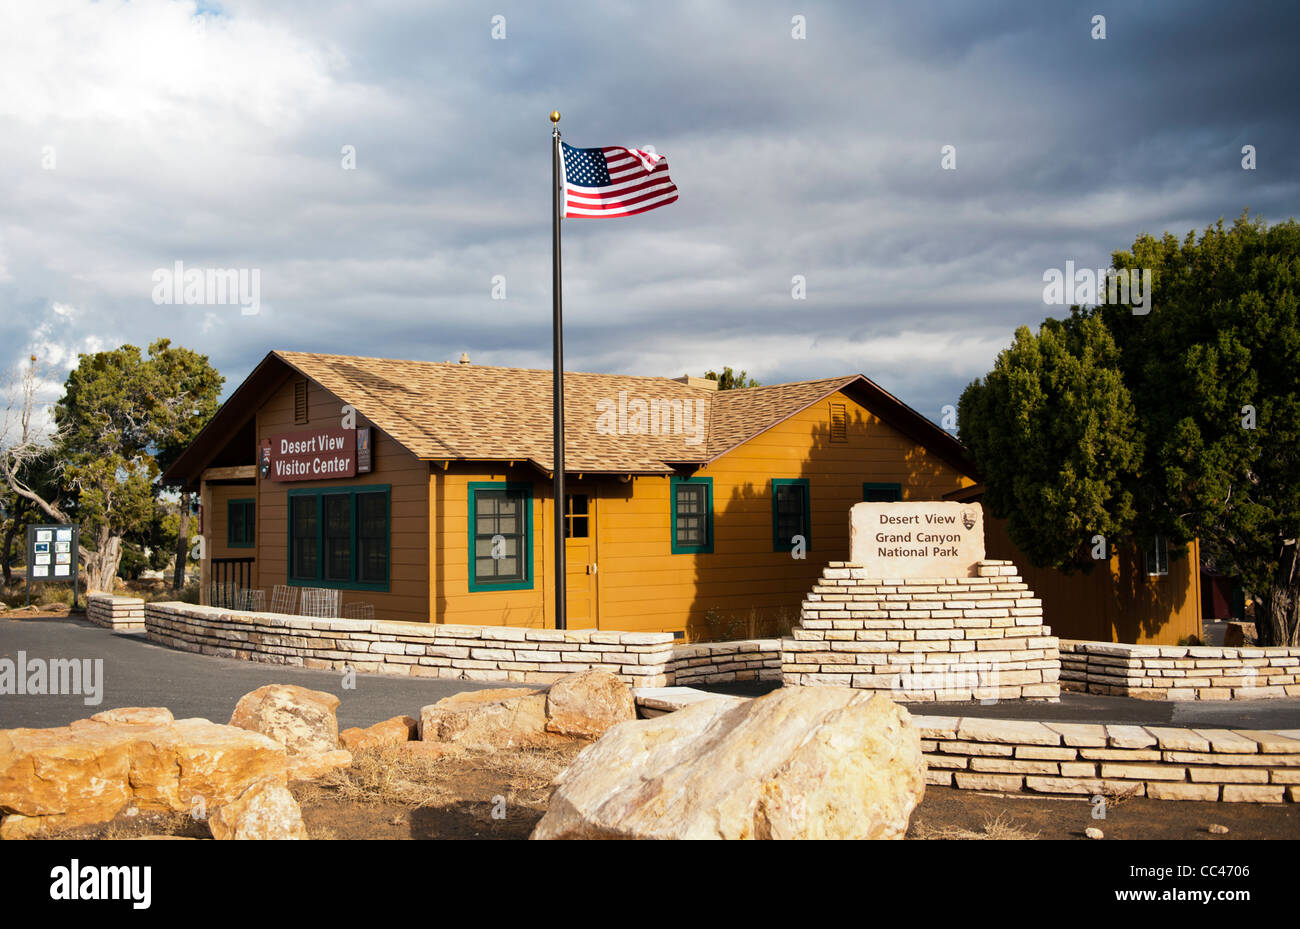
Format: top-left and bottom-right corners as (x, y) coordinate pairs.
(563, 492), (597, 627)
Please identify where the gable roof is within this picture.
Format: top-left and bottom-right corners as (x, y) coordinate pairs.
(163, 350), (975, 486)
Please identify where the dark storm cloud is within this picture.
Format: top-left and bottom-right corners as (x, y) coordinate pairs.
(1, 0), (1297, 426)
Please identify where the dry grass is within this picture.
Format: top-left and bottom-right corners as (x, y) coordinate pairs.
(132, 580), (201, 604)
(1099, 783), (1143, 810)
(37, 808), (204, 840)
(1, 581), (76, 610)
(911, 812), (1040, 840)
(296, 744), (459, 808)
(294, 741), (583, 811)
(480, 743), (581, 790)
(0, 577), (199, 610)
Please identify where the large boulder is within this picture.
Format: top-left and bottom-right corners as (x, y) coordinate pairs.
(0, 709), (287, 839)
(419, 688), (552, 751)
(544, 671), (636, 739)
(340, 715), (418, 752)
(419, 672), (640, 751)
(287, 750), (353, 781)
(531, 688), (925, 840)
(228, 684), (340, 757)
(209, 779), (307, 840)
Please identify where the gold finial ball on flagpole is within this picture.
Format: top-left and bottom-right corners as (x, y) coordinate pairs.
(550, 111), (561, 124)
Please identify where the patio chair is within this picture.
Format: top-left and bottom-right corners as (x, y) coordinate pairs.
(269, 584), (298, 615)
(210, 583), (241, 609)
(299, 587), (341, 618)
(342, 602), (374, 620)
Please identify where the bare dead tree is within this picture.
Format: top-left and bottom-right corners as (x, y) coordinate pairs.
(0, 357), (89, 569)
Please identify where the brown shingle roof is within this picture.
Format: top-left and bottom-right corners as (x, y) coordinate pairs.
(162, 350), (973, 485)
(704, 376), (859, 458)
(276, 351), (721, 473)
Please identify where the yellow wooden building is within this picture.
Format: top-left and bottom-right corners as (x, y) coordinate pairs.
(164, 350), (1201, 643)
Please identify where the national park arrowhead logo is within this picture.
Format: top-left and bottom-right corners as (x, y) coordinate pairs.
(962, 510), (977, 531)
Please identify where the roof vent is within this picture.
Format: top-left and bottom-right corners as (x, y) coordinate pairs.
(671, 375), (718, 391)
(294, 379), (309, 424)
(459, 353), (471, 365)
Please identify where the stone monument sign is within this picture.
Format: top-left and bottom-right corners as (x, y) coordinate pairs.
(849, 501), (985, 577)
(784, 499), (1059, 702)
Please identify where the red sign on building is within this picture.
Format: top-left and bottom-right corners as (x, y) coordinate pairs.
(265, 428), (357, 481)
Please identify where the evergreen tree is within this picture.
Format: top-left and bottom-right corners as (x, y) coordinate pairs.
(960, 213), (1300, 644)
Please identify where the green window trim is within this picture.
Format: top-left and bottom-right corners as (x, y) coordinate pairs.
(467, 482), (535, 592)
(227, 498), (255, 548)
(670, 475), (713, 554)
(771, 478), (810, 552)
(286, 484), (390, 591)
(863, 482), (902, 502)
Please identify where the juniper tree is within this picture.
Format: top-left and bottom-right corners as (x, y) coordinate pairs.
(1, 340), (222, 592)
(958, 314), (1143, 570)
(960, 213), (1300, 645)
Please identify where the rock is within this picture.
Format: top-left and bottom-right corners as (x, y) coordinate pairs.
(340, 715), (417, 752)
(88, 707), (175, 727)
(419, 688), (554, 751)
(1208, 823), (1229, 835)
(0, 714), (287, 839)
(634, 687), (747, 718)
(1085, 827), (1104, 839)
(544, 671), (636, 740)
(287, 749), (352, 781)
(208, 779), (307, 840)
(1226, 622), (1256, 647)
(418, 672), (641, 750)
(228, 684), (340, 757)
(531, 687), (925, 840)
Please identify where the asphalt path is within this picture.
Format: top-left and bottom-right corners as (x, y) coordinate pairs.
(0, 614), (524, 729)
(4, 614), (1300, 732)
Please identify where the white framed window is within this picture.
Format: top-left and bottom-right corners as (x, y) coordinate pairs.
(1146, 535), (1168, 576)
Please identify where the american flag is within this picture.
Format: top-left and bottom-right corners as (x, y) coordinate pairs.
(561, 143), (678, 218)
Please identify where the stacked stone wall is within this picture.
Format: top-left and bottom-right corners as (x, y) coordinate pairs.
(782, 560), (1059, 701)
(87, 594), (145, 631)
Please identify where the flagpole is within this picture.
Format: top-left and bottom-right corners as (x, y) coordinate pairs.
(550, 110), (567, 631)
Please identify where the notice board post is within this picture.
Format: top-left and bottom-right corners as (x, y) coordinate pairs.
(26, 524), (80, 610)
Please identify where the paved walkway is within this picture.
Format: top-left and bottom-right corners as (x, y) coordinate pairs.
(702, 682), (1300, 729)
(0, 615), (512, 730)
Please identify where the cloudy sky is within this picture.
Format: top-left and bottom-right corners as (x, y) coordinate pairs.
(2, 0), (1297, 425)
